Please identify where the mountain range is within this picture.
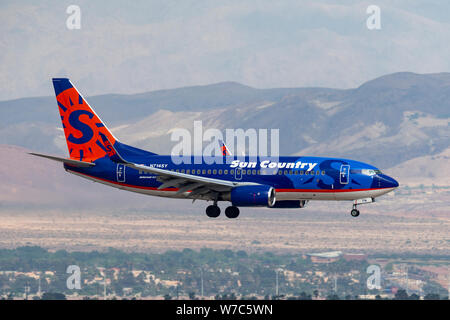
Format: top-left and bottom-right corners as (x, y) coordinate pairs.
(0, 72), (448, 208)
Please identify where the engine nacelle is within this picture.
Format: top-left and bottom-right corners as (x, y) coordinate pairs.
(270, 200), (308, 208)
(226, 185), (276, 207)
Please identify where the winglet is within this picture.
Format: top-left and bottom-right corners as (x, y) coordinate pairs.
(98, 132), (128, 164)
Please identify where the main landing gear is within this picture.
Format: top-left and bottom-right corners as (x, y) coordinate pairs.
(206, 195), (221, 218)
(206, 205), (221, 218)
(205, 200), (239, 219)
(225, 206), (240, 219)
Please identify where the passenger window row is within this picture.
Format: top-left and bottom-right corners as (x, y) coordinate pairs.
(139, 169), (327, 176)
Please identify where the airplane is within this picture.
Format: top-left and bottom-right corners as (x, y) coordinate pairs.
(30, 78), (399, 219)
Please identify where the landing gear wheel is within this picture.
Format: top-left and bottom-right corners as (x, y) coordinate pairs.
(350, 209), (360, 217)
(225, 206), (240, 219)
(206, 205), (220, 218)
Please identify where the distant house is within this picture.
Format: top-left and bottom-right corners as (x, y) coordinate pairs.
(123, 288), (133, 296)
(307, 251), (342, 263)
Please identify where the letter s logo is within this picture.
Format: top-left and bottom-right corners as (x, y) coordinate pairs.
(68, 110), (94, 144)
(105, 141), (115, 156)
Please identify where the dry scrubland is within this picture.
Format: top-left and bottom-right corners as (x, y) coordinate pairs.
(0, 188), (448, 255)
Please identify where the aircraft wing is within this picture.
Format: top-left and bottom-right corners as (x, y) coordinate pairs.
(132, 163), (257, 195)
(98, 132), (257, 199)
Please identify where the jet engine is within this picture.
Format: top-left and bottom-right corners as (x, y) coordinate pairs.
(270, 200), (308, 208)
(224, 185), (276, 207)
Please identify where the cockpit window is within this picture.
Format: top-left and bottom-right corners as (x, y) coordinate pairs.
(350, 169), (382, 175)
(361, 169), (382, 176)
(362, 169), (375, 176)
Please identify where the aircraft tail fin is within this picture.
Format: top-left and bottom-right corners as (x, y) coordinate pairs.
(52, 78), (117, 162)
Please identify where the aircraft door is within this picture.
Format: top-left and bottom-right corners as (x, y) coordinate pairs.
(117, 164), (126, 182)
(339, 164), (350, 184)
(234, 168), (242, 180)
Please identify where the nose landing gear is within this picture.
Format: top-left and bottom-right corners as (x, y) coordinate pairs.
(351, 201), (360, 217)
(350, 207), (360, 217)
(350, 198), (375, 217)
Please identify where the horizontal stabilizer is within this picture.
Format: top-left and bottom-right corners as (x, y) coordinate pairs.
(29, 152), (95, 167)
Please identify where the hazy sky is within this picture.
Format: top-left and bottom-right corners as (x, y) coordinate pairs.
(1, 0), (450, 100)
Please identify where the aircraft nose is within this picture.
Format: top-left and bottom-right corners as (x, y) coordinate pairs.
(379, 174), (399, 188)
(389, 176), (399, 188)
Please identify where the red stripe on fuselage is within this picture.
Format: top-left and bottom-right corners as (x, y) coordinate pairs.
(276, 188), (386, 193)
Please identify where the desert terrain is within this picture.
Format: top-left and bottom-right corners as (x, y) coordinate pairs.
(0, 187), (448, 255)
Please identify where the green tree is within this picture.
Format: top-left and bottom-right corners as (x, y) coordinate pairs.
(409, 293), (420, 300)
(394, 289), (409, 300)
(298, 292), (312, 300)
(41, 292), (66, 300)
(424, 293), (440, 300)
(313, 290), (319, 299)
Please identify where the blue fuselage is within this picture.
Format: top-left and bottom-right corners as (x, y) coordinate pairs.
(65, 153), (399, 202)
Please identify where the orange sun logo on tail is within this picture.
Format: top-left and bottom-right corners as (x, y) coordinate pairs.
(53, 78), (116, 162)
